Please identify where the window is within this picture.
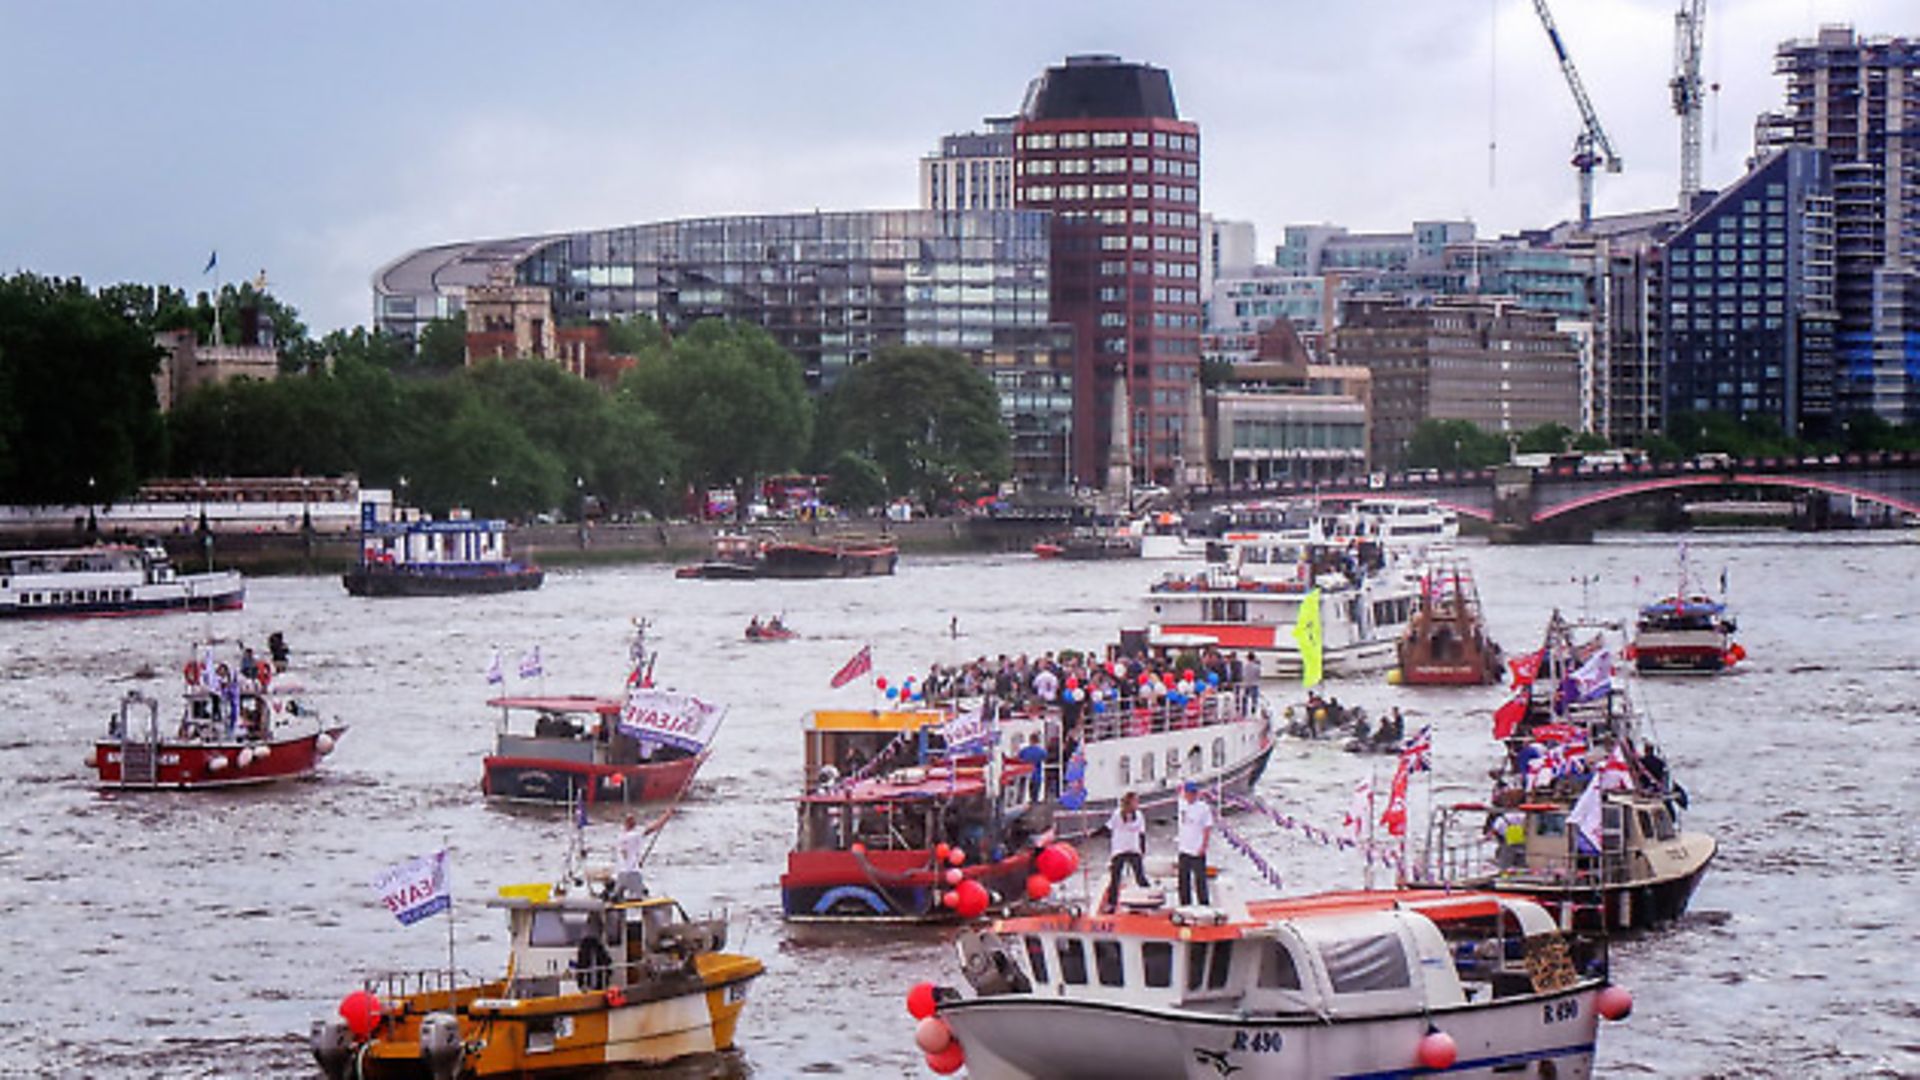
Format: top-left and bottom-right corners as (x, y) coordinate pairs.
(1094, 940), (1125, 986)
(1206, 942), (1233, 989)
(1212, 738), (1227, 768)
(1056, 938), (1089, 984)
(1024, 936), (1050, 983)
(1142, 942), (1173, 987)
(1186, 942), (1209, 990)
(1321, 935), (1412, 993)
(1257, 942), (1302, 989)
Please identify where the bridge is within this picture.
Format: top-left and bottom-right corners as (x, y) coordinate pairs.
(1186, 450), (1920, 541)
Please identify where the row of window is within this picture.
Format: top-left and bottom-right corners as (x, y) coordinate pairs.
(1023, 183), (1199, 204)
(15, 588), (134, 606)
(1020, 131), (1198, 152)
(1018, 931), (1410, 997)
(1095, 234), (1201, 254)
(1021, 157), (1200, 178)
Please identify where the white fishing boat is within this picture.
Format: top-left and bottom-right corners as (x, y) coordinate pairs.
(910, 889), (1630, 1079)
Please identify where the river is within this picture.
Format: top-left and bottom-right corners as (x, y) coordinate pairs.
(3, 533), (1915, 1077)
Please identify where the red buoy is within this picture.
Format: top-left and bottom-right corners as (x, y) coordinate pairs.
(1025, 873), (1052, 901)
(1597, 984), (1634, 1021)
(914, 1016), (954, 1053)
(953, 879), (990, 919)
(338, 989), (382, 1039)
(905, 981), (938, 1020)
(925, 1041), (965, 1074)
(1417, 1029), (1457, 1069)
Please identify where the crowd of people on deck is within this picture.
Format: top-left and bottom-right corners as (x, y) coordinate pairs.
(911, 645), (1265, 722)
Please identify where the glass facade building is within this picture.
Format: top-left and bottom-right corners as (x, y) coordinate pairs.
(373, 210), (1074, 489)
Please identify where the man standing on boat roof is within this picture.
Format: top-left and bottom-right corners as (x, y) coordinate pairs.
(615, 811), (670, 898)
(1176, 781), (1215, 907)
(1100, 792), (1149, 914)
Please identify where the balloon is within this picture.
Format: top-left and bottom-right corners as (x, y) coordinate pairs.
(1065, 676), (1079, 690)
(1163, 673), (1176, 688)
(851, 842), (867, 856)
(905, 981), (938, 1020)
(1110, 662), (1125, 678)
(940, 890), (958, 909)
(1205, 672), (1219, 685)
(925, 1041), (966, 1074)
(1035, 845), (1071, 882)
(1026, 874), (1052, 901)
(1597, 985), (1634, 1021)
(1092, 701), (1107, 715)
(886, 687), (899, 700)
(1182, 668), (1194, 681)
(914, 1016), (954, 1053)
(1417, 1030), (1457, 1070)
(934, 843), (951, 861)
(339, 989), (382, 1039)
(944, 867), (964, 886)
(953, 879), (990, 919)
(876, 677), (889, 691)
(947, 847), (967, 866)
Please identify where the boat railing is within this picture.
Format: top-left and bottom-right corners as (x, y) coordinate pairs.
(363, 967), (493, 1004)
(1077, 693), (1254, 745)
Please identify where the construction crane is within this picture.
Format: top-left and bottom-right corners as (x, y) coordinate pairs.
(1671, 0), (1707, 209)
(1531, 0), (1623, 231)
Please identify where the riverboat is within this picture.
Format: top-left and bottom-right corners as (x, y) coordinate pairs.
(89, 662), (344, 789)
(1396, 559), (1502, 686)
(1629, 549), (1742, 674)
(482, 626), (717, 809)
(1409, 612), (1715, 931)
(759, 534), (897, 578)
(673, 531), (762, 580)
(913, 889), (1626, 1079)
(312, 862), (761, 1078)
(781, 707), (1046, 923)
(1139, 536), (1418, 679)
(1, 542), (244, 618)
(343, 504), (542, 597)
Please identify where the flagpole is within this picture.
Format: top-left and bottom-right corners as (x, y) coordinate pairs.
(445, 837), (457, 1014)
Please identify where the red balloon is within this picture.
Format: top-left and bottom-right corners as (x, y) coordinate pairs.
(876, 677), (889, 690)
(1025, 873), (1052, 901)
(947, 847), (966, 867)
(1417, 1031), (1458, 1070)
(925, 1041), (966, 1074)
(934, 843), (950, 861)
(1182, 668), (1194, 681)
(905, 981), (938, 1020)
(1162, 673), (1176, 688)
(940, 890), (959, 909)
(953, 879), (990, 919)
(1065, 676), (1079, 690)
(1035, 845), (1071, 883)
(944, 867), (964, 886)
(338, 989), (382, 1040)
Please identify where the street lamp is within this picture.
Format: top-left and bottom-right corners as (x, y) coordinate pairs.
(86, 476), (98, 539)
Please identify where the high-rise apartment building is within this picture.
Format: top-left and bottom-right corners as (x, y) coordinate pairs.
(920, 118), (1016, 212)
(1014, 54), (1203, 488)
(1757, 26), (1920, 424)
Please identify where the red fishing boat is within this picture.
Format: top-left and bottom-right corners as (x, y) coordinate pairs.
(89, 660), (345, 789)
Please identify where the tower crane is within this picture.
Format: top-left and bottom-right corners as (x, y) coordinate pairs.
(1671, 0), (1707, 209)
(1531, 0), (1623, 231)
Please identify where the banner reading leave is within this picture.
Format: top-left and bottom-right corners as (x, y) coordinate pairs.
(617, 688), (727, 753)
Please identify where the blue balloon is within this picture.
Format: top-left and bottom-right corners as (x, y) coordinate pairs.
(885, 686), (899, 699)
(1092, 701), (1107, 714)
(1205, 672), (1219, 685)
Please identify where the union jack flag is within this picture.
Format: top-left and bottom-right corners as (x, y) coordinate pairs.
(1399, 724), (1432, 773)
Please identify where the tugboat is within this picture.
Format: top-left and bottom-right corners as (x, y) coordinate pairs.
(1395, 559), (1502, 686)
(343, 502), (543, 597)
(1410, 611), (1716, 931)
(89, 648), (344, 789)
(2, 542), (244, 617)
(781, 705), (1048, 923)
(1630, 554), (1741, 674)
(482, 623), (720, 809)
(907, 888), (1630, 1079)
(312, 845), (761, 1077)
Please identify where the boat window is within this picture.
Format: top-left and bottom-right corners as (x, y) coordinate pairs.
(1166, 748), (1179, 776)
(1533, 811), (1566, 837)
(1142, 754), (1155, 781)
(528, 909), (587, 948)
(1023, 935), (1050, 983)
(1206, 941), (1233, 989)
(1186, 942), (1208, 990)
(1212, 738), (1226, 768)
(1257, 941), (1302, 989)
(1119, 756), (1131, 784)
(1142, 941), (1173, 987)
(1093, 939), (1125, 986)
(1320, 934), (1412, 993)
(1186, 746), (1202, 774)
(1056, 937), (1088, 984)
(1636, 810), (1654, 841)
(1650, 808), (1678, 841)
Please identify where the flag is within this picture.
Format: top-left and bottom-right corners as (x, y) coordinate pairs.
(1508, 648), (1546, 687)
(1399, 724), (1432, 773)
(1567, 775), (1605, 855)
(1379, 757), (1411, 838)
(518, 646), (543, 680)
(1560, 649), (1613, 705)
(617, 688), (728, 753)
(1492, 689), (1528, 739)
(1292, 588), (1323, 689)
(939, 705), (993, 752)
(203, 249), (218, 275)
(1342, 777), (1373, 842)
(485, 650), (504, 686)
(371, 850), (450, 926)
(829, 644), (873, 689)
(1596, 745), (1634, 792)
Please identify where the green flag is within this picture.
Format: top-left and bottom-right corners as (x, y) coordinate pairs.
(1292, 588), (1323, 689)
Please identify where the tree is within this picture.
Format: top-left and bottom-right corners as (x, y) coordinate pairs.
(1514, 423), (1575, 456)
(817, 346), (1010, 510)
(1403, 419), (1508, 470)
(620, 320), (811, 516)
(416, 312), (468, 371)
(824, 450), (888, 513)
(0, 273), (166, 503)
(605, 313), (669, 357)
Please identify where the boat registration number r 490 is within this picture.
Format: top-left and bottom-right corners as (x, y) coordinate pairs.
(1230, 1030), (1284, 1053)
(1543, 998), (1579, 1024)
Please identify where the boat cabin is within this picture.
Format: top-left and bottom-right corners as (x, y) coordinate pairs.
(1425, 794), (1683, 890)
(489, 886), (729, 999)
(490, 696), (693, 768)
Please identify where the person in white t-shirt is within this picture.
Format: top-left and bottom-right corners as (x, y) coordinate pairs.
(1176, 781), (1216, 906)
(613, 810), (670, 898)
(1100, 791), (1150, 913)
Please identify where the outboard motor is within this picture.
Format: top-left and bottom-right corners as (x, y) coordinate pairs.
(419, 1012), (465, 1080)
(310, 1018), (354, 1080)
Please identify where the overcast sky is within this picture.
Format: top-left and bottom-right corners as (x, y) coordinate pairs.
(1, 0), (1905, 334)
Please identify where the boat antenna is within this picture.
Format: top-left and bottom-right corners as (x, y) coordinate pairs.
(1571, 573), (1599, 622)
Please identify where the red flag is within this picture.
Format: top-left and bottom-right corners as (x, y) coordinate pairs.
(1508, 648), (1545, 687)
(829, 645), (873, 689)
(1380, 757), (1411, 838)
(1492, 690), (1528, 740)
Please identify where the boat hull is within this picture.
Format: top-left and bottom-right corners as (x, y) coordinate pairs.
(92, 726), (346, 789)
(780, 849), (1035, 923)
(1631, 642), (1729, 674)
(343, 565), (544, 597)
(942, 983), (1601, 1080)
(483, 754), (703, 807)
(1, 576), (245, 618)
(757, 543), (897, 579)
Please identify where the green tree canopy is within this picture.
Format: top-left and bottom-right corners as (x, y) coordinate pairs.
(816, 345), (1010, 509)
(1403, 419), (1509, 470)
(416, 312), (468, 371)
(823, 450), (888, 513)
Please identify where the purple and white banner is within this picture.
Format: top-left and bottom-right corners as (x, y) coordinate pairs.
(372, 850), (449, 926)
(618, 688), (726, 753)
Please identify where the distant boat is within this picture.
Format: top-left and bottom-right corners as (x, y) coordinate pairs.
(1396, 559), (1502, 686)
(342, 503), (542, 597)
(677, 529), (897, 579)
(1, 543), (243, 618)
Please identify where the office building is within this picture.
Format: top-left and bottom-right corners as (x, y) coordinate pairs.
(920, 118), (1017, 212)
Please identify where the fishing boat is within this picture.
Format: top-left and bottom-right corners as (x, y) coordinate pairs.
(482, 625), (719, 809)
(343, 504), (543, 597)
(1396, 559), (1502, 686)
(88, 654), (344, 789)
(910, 889), (1629, 1079)
(312, 856), (761, 1077)
(780, 707), (1047, 923)
(1629, 549), (1742, 674)
(1409, 612), (1715, 931)
(1138, 535), (1418, 679)
(1, 542), (243, 618)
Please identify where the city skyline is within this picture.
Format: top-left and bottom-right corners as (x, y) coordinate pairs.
(2, 0), (1904, 334)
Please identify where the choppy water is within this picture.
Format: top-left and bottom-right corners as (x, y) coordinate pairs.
(3, 534), (1917, 1078)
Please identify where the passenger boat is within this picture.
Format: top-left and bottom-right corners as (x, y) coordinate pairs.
(1629, 548), (1742, 674)
(1138, 536), (1418, 679)
(912, 889), (1627, 1079)
(1409, 612), (1715, 931)
(781, 707), (1047, 923)
(1396, 559), (1502, 686)
(759, 534), (897, 578)
(343, 504), (542, 597)
(312, 856), (761, 1077)
(482, 625), (718, 809)
(89, 655), (344, 789)
(1, 542), (243, 618)
(1130, 511), (1209, 561)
